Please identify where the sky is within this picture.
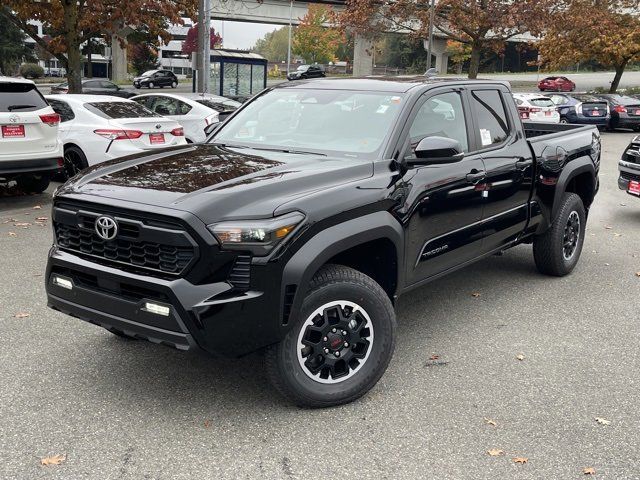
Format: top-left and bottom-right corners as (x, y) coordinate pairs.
(212, 20), (280, 50)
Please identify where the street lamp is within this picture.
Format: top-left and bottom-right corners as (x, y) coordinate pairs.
(287, 0), (293, 74)
(426, 0), (435, 70)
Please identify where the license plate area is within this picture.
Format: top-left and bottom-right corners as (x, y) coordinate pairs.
(628, 180), (640, 196)
(2, 125), (25, 138)
(149, 133), (165, 144)
(591, 111), (601, 116)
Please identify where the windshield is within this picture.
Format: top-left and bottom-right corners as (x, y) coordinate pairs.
(297, 65), (309, 72)
(141, 70), (158, 77)
(211, 89), (404, 158)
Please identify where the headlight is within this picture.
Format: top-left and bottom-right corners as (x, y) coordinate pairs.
(208, 212), (304, 256)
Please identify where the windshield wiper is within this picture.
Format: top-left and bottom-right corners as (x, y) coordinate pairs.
(8, 104), (36, 111)
(246, 146), (327, 156)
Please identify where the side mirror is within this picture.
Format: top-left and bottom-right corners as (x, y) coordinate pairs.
(409, 136), (465, 166)
(204, 122), (222, 136)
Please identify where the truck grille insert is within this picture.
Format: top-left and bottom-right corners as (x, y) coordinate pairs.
(228, 255), (251, 290)
(53, 202), (198, 277)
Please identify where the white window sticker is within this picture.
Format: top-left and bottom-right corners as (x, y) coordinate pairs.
(480, 128), (492, 146)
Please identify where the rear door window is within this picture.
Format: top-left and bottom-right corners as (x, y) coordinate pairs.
(470, 89), (510, 148)
(48, 99), (75, 122)
(0, 83), (48, 112)
(84, 102), (159, 119)
(84, 80), (101, 89)
(529, 97), (555, 108)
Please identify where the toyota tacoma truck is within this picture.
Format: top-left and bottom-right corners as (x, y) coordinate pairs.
(46, 78), (600, 407)
(618, 135), (640, 197)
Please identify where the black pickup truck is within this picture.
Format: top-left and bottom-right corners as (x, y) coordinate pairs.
(46, 78), (600, 407)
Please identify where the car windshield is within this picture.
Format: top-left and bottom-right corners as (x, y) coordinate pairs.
(297, 65), (309, 72)
(141, 70), (158, 77)
(211, 89), (405, 158)
(529, 98), (555, 107)
(84, 102), (159, 119)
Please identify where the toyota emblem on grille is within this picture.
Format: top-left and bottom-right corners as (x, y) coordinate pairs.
(155, 124), (162, 129)
(95, 216), (118, 241)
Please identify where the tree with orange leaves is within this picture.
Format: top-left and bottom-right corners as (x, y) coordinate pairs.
(293, 4), (343, 65)
(0, 0), (196, 93)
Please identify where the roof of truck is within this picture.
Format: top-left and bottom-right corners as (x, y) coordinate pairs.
(276, 76), (511, 93)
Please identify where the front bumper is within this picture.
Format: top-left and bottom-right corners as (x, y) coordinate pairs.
(618, 160), (640, 196)
(46, 247), (284, 357)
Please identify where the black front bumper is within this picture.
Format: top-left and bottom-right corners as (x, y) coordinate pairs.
(0, 156), (62, 177)
(618, 160), (640, 196)
(46, 247), (284, 357)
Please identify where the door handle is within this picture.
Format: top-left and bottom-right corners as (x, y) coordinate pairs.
(516, 158), (533, 169)
(466, 170), (486, 184)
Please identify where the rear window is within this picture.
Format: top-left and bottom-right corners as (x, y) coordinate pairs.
(84, 102), (159, 119)
(529, 98), (555, 108)
(196, 99), (241, 112)
(616, 96), (640, 106)
(0, 83), (48, 112)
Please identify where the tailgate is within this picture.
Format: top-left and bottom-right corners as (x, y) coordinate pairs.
(0, 110), (58, 156)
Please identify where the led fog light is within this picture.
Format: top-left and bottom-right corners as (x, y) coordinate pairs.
(143, 302), (170, 317)
(52, 275), (73, 290)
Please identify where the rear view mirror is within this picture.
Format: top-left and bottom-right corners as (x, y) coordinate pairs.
(409, 136), (464, 166)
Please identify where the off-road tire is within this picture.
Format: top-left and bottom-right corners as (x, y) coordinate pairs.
(265, 265), (396, 408)
(16, 174), (50, 194)
(533, 192), (586, 276)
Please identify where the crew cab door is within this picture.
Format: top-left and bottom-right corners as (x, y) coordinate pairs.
(399, 87), (486, 285)
(467, 87), (534, 252)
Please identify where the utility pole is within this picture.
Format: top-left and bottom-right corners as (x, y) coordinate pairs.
(203, 0), (211, 93)
(287, 0), (293, 74)
(197, 0), (206, 92)
(427, 0), (435, 70)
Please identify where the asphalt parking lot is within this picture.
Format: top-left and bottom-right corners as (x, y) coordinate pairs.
(0, 132), (639, 479)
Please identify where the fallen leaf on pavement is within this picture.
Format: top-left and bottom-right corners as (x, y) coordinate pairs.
(604, 225), (613, 230)
(14, 312), (30, 318)
(583, 467), (596, 475)
(516, 353), (525, 361)
(595, 417), (610, 425)
(36, 216), (48, 221)
(40, 454), (66, 466)
(604, 263), (610, 266)
(204, 420), (211, 428)
(471, 292), (481, 298)
(33, 205), (42, 210)
(513, 457), (528, 464)
(8, 232), (16, 237)
(484, 418), (497, 427)
(620, 203), (627, 207)
(635, 272), (640, 277)
(13, 222), (30, 227)
(614, 233), (622, 237)
(429, 354), (439, 360)
(487, 449), (504, 456)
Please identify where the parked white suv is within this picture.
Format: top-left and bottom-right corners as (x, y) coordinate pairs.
(0, 77), (62, 192)
(513, 93), (560, 124)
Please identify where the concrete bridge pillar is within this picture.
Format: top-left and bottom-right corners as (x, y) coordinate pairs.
(353, 34), (373, 77)
(423, 37), (449, 74)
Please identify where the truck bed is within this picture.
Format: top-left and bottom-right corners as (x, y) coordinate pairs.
(524, 122), (598, 161)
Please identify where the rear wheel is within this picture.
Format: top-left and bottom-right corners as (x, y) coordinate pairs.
(265, 265), (396, 408)
(16, 174), (50, 194)
(171, 81), (178, 88)
(533, 193), (586, 276)
(63, 145), (88, 179)
(148, 82), (155, 89)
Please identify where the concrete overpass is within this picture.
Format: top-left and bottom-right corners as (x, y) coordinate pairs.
(209, 0), (451, 75)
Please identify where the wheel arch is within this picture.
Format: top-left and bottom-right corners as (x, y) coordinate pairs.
(553, 156), (596, 219)
(280, 211), (404, 328)
(63, 142), (89, 168)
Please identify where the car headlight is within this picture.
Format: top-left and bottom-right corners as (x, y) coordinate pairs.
(208, 212), (304, 256)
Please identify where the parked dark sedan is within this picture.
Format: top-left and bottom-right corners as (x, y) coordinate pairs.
(538, 76), (576, 92)
(286, 64), (326, 81)
(594, 94), (640, 131)
(133, 69), (179, 89)
(50, 79), (136, 98)
(548, 93), (610, 127)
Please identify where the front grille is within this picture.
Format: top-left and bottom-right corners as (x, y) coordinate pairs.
(621, 170), (640, 182)
(623, 144), (640, 164)
(53, 202), (198, 277)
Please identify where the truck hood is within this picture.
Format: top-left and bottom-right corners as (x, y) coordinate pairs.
(56, 143), (373, 224)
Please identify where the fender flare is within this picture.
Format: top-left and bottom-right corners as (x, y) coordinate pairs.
(552, 156), (596, 219)
(280, 211), (404, 327)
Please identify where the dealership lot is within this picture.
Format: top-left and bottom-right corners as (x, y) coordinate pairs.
(0, 132), (639, 479)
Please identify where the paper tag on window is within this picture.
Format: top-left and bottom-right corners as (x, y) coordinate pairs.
(480, 128), (492, 146)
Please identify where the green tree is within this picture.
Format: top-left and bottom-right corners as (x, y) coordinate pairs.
(253, 26), (291, 63)
(293, 4), (343, 64)
(0, 7), (36, 75)
(128, 42), (159, 75)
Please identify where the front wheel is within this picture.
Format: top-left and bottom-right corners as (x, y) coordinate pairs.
(148, 82), (155, 89)
(171, 81), (178, 88)
(533, 192), (586, 276)
(265, 265), (396, 408)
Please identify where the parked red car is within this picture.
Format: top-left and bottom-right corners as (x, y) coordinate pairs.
(538, 76), (576, 92)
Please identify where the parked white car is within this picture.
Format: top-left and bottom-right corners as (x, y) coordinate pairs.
(45, 95), (187, 177)
(130, 92), (241, 143)
(0, 76), (63, 192)
(513, 93), (560, 123)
